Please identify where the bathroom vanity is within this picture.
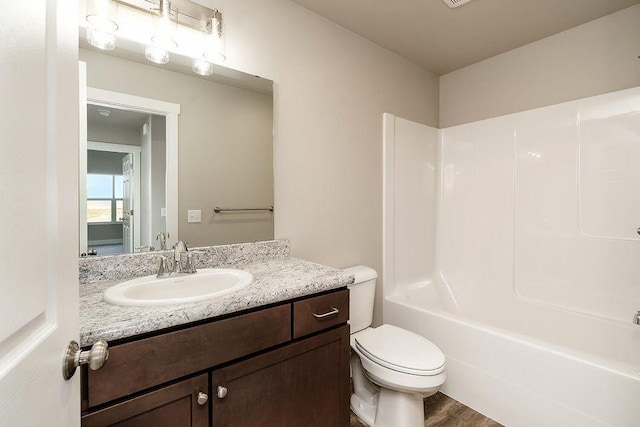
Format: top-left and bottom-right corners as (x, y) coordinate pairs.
(78, 241), (353, 426)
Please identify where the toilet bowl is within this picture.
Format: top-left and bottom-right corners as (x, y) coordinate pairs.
(345, 266), (446, 427)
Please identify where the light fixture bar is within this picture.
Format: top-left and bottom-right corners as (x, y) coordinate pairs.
(115, 0), (219, 31)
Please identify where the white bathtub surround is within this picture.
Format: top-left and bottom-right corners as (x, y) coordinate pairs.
(382, 86), (640, 427)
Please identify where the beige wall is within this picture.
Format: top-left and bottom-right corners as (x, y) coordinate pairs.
(440, 5), (640, 127)
(150, 116), (167, 248)
(87, 150), (126, 175)
(139, 115), (153, 247)
(197, 0), (439, 325)
(83, 0), (439, 325)
(80, 48), (275, 248)
(88, 121), (140, 146)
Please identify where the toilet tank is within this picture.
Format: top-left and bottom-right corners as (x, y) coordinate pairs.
(344, 265), (377, 333)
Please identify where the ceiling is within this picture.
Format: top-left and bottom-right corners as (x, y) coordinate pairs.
(289, 0), (639, 75)
(87, 104), (150, 129)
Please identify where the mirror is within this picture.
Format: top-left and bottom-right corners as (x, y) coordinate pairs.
(82, 105), (168, 255)
(79, 45), (274, 257)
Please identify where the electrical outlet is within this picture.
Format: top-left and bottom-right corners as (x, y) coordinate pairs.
(161, 207), (167, 217)
(187, 209), (201, 223)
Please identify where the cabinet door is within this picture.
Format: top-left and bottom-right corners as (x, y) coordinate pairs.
(82, 374), (209, 427)
(213, 325), (350, 426)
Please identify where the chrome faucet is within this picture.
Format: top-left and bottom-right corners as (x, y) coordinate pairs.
(156, 241), (200, 277)
(634, 311), (640, 325)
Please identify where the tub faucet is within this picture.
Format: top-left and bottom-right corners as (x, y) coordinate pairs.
(634, 311), (640, 325)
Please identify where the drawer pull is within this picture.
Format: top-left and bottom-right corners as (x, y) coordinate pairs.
(312, 307), (339, 319)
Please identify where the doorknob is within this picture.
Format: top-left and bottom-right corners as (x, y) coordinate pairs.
(63, 340), (109, 380)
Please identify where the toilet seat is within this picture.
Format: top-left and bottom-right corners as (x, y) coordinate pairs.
(354, 324), (445, 376)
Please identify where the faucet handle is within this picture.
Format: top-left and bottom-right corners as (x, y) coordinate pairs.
(157, 256), (170, 278)
(156, 232), (167, 250)
(184, 251), (204, 274)
(185, 252), (197, 274)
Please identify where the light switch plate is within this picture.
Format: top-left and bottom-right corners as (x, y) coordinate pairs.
(187, 209), (201, 223)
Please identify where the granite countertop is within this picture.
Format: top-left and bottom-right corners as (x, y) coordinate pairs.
(80, 257), (354, 347)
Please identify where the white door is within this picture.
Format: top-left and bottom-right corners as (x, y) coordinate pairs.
(122, 154), (134, 252)
(0, 1), (80, 426)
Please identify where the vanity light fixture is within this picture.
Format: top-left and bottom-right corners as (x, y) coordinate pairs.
(85, 0), (119, 50)
(202, 10), (226, 63)
(191, 10), (225, 76)
(192, 58), (214, 76)
(145, 0), (178, 65)
(85, 0), (227, 73)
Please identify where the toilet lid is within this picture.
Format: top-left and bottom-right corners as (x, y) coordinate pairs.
(354, 325), (445, 376)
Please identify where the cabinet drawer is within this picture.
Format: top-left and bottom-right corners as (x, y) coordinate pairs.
(86, 304), (290, 408)
(293, 289), (349, 339)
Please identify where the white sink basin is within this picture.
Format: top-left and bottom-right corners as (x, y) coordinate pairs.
(103, 268), (253, 306)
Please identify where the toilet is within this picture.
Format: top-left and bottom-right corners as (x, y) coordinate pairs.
(345, 265), (446, 427)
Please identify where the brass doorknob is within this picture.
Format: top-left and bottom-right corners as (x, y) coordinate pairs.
(62, 340), (109, 380)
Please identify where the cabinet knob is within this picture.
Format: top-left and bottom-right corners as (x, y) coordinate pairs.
(217, 386), (228, 399)
(197, 392), (208, 405)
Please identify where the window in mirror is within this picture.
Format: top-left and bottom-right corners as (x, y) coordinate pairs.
(87, 174), (123, 223)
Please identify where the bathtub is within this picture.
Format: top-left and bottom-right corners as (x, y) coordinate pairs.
(383, 281), (640, 427)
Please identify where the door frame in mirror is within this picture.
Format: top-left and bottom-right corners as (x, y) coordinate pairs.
(84, 141), (142, 252)
(80, 86), (180, 255)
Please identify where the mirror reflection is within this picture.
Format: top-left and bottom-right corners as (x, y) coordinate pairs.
(84, 106), (166, 256)
(79, 46), (274, 257)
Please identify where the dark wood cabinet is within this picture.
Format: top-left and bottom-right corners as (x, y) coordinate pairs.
(212, 325), (350, 426)
(86, 305), (291, 407)
(82, 288), (350, 427)
(82, 374), (209, 427)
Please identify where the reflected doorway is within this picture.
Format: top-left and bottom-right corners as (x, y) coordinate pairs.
(80, 104), (167, 256)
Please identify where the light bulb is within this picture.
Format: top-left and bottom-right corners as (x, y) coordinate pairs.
(151, 34), (178, 50)
(201, 13), (226, 64)
(192, 58), (214, 76)
(203, 50), (226, 63)
(145, 45), (169, 64)
(86, 0), (118, 31)
(150, 0), (178, 49)
(87, 27), (116, 50)
(86, 0), (118, 50)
